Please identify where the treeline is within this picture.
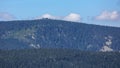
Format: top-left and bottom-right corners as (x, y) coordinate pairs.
(0, 48), (120, 68)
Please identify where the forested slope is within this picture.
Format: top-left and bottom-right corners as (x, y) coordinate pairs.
(0, 19), (120, 51)
(0, 48), (120, 68)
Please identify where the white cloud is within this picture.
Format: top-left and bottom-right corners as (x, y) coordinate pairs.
(0, 12), (15, 21)
(35, 13), (81, 22)
(41, 14), (56, 19)
(95, 11), (120, 21)
(64, 13), (81, 22)
(35, 14), (57, 20)
(42, 14), (55, 19)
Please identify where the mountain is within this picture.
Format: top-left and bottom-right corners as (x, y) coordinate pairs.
(0, 19), (120, 51)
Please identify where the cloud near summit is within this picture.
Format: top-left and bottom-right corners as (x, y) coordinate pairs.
(95, 10), (120, 21)
(35, 13), (81, 22)
(0, 12), (15, 21)
(64, 13), (81, 22)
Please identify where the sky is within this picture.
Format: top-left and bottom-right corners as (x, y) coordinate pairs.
(0, 0), (120, 27)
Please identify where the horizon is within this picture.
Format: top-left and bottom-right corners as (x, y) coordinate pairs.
(1, 18), (120, 28)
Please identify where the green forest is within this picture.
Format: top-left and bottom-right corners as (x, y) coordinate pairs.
(0, 48), (120, 68)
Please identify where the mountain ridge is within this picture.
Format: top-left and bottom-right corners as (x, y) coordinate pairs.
(0, 19), (120, 51)
(0, 19), (120, 28)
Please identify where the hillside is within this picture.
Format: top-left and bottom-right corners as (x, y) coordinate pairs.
(0, 48), (120, 68)
(0, 19), (120, 51)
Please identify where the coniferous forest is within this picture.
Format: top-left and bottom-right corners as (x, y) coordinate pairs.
(0, 19), (120, 51)
(0, 19), (120, 68)
(0, 48), (120, 68)
(1, 0), (120, 68)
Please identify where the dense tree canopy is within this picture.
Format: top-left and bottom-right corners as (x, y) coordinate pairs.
(0, 19), (120, 51)
(0, 48), (120, 68)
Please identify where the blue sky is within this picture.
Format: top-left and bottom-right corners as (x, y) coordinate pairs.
(0, 0), (120, 27)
